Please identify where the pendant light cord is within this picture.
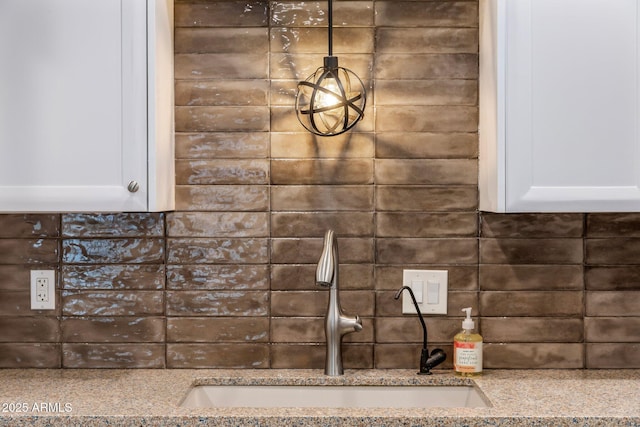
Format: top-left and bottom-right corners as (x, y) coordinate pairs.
(327, 0), (333, 56)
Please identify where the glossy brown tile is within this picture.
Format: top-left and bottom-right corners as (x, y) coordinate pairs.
(480, 265), (583, 291)
(376, 186), (478, 212)
(271, 290), (374, 317)
(270, 1), (373, 27)
(585, 266), (640, 290)
(376, 80), (477, 106)
(167, 212), (268, 237)
(166, 291), (268, 317)
(375, 1), (478, 27)
(0, 291), (58, 316)
(480, 238), (583, 264)
(376, 159), (478, 185)
(61, 317), (165, 343)
(375, 265), (478, 291)
(270, 132), (374, 158)
(481, 213), (584, 238)
(62, 239), (164, 264)
(62, 291), (164, 316)
(586, 343), (640, 368)
(376, 212), (477, 237)
(271, 28), (374, 54)
(271, 186), (374, 211)
(271, 212), (374, 237)
(175, 2), (268, 28)
(175, 132), (269, 159)
(62, 213), (164, 237)
(271, 159), (373, 185)
(481, 318), (584, 343)
(175, 185), (269, 211)
(377, 238), (477, 264)
(480, 292), (583, 317)
(167, 238), (268, 264)
(270, 343), (374, 369)
(0, 344), (61, 368)
(167, 265), (269, 291)
(586, 238), (640, 265)
(175, 28), (268, 54)
(587, 213), (640, 237)
(375, 317), (460, 344)
(62, 344), (165, 368)
(175, 54), (269, 80)
(0, 317), (59, 342)
(0, 239), (58, 264)
(484, 343), (583, 369)
(376, 133), (478, 159)
(62, 265), (165, 290)
(0, 266), (35, 291)
(169, 107), (264, 134)
(375, 344), (454, 370)
(176, 159), (269, 185)
(167, 343), (269, 368)
(376, 290), (477, 317)
(585, 317), (640, 342)
(175, 80), (269, 107)
(0, 214), (59, 238)
(271, 264), (374, 291)
(271, 237), (374, 264)
(167, 317), (269, 342)
(376, 106), (478, 133)
(271, 317), (373, 343)
(585, 291), (640, 316)
(377, 28), (478, 54)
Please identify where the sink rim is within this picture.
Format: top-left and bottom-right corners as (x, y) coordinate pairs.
(179, 383), (492, 409)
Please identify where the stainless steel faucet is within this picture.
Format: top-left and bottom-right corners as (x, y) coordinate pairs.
(315, 229), (362, 376)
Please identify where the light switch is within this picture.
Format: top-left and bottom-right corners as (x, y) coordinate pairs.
(411, 280), (424, 303)
(426, 281), (439, 304)
(402, 269), (448, 315)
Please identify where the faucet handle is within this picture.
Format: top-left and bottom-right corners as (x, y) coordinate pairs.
(354, 315), (363, 332)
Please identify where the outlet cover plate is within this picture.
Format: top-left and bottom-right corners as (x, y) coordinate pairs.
(30, 270), (56, 310)
(402, 269), (448, 315)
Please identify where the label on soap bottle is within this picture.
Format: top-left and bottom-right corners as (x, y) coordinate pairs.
(454, 341), (483, 373)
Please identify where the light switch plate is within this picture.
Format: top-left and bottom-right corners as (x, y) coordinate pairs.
(402, 269), (448, 315)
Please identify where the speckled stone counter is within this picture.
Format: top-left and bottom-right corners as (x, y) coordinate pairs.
(0, 369), (638, 426)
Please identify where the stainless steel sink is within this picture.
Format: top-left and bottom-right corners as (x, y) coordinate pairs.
(180, 384), (490, 408)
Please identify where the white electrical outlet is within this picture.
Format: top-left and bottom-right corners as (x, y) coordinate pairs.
(402, 269), (448, 315)
(30, 270), (56, 310)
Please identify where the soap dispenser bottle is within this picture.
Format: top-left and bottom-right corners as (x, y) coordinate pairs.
(453, 307), (483, 377)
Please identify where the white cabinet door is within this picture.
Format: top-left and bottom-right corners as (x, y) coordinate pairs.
(0, 0), (174, 212)
(479, 0), (640, 212)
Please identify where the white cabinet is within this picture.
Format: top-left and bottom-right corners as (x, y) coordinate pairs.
(0, 0), (174, 212)
(479, 0), (640, 212)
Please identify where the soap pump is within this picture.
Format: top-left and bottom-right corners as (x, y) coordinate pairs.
(453, 307), (483, 377)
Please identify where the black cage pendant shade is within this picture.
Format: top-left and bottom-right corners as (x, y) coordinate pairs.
(295, 0), (366, 137)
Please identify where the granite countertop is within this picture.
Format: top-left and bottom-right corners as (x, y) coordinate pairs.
(0, 369), (638, 426)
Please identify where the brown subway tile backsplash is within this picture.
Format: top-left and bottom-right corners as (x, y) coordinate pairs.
(0, 214), (59, 238)
(166, 291), (269, 317)
(3, 0), (640, 371)
(61, 317), (165, 343)
(484, 343), (584, 369)
(375, 1), (478, 28)
(479, 291), (583, 317)
(62, 344), (165, 368)
(62, 291), (164, 317)
(175, 2), (268, 28)
(175, 132), (269, 159)
(0, 344), (61, 368)
(377, 28), (478, 54)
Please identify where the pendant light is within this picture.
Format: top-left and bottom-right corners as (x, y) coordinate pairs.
(294, 0), (366, 137)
